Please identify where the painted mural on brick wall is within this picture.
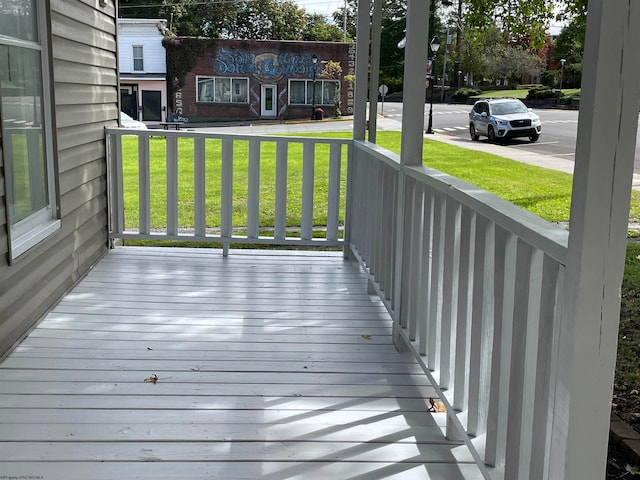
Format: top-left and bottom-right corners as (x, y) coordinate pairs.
(215, 48), (318, 81)
(215, 48), (319, 117)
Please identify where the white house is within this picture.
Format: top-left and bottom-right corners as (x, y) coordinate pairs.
(118, 18), (168, 124)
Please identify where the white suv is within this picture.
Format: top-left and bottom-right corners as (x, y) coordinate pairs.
(469, 98), (541, 143)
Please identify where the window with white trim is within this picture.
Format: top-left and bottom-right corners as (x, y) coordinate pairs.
(196, 77), (249, 103)
(289, 79), (339, 106)
(1, 0), (59, 259)
(132, 45), (144, 72)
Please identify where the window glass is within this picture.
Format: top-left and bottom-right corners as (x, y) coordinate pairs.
(1, 0), (58, 259)
(307, 80), (316, 105)
(322, 81), (338, 105)
(197, 77), (213, 102)
(0, 0), (38, 42)
(215, 78), (231, 103)
(132, 45), (144, 71)
(290, 80), (339, 106)
(232, 79), (247, 103)
(1, 45), (47, 223)
(198, 77), (247, 103)
(289, 80), (305, 104)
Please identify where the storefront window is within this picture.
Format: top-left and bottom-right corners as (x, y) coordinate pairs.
(289, 79), (339, 105)
(197, 76), (248, 103)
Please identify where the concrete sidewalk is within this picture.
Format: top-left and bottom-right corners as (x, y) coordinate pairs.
(430, 132), (640, 190)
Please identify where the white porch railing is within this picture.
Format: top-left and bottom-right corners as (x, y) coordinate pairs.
(348, 139), (570, 479)
(106, 128), (350, 251)
(105, 127), (572, 479)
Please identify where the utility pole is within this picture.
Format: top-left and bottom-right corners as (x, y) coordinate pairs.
(452, 0), (462, 89)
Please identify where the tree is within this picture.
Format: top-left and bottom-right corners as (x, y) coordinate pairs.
(304, 14), (346, 42)
(480, 43), (545, 86)
(464, 0), (555, 50)
(332, 0), (357, 42)
(120, 0), (310, 40)
(553, 16), (585, 65)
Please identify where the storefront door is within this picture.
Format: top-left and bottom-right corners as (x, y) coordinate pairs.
(261, 85), (277, 117)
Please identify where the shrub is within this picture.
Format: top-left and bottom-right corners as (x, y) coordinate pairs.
(452, 87), (482, 102)
(526, 85), (560, 100)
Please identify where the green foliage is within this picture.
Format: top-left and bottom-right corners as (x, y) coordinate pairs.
(553, 17), (585, 65)
(615, 242), (640, 427)
(452, 87), (481, 102)
(303, 14), (345, 41)
(540, 70), (557, 88)
(526, 85), (558, 100)
(480, 43), (546, 87)
(465, 0), (554, 50)
(163, 37), (208, 91)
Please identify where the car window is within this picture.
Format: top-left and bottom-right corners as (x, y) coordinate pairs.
(490, 101), (528, 115)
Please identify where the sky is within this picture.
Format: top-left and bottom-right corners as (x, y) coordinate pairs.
(294, 0), (344, 17)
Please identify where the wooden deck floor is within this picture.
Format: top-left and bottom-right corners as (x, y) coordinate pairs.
(0, 247), (484, 479)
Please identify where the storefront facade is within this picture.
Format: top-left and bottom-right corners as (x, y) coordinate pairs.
(164, 38), (354, 122)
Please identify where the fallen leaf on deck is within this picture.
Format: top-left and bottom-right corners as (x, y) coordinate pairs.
(428, 397), (446, 412)
(361, 334), (372, 340)
(144, 374), (159, 384)
(147, 347), (153, 350)
(626, 464), (640, 475)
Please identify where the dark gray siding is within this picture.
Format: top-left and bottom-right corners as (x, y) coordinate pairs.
(0, 0), (117, 357)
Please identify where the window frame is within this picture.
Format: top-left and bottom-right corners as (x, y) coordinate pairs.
(1, 0), (60, 261)
(196, 76), (249, 104)
(132, 44), (144, 72)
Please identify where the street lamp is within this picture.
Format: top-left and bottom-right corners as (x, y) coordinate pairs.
(559, 58), (566, 91)
(425, 36), (441, 134)
(311, 53), (319, 119)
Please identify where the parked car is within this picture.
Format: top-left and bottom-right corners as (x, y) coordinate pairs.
(120, 111), (147, 129)
(469, 98), (541, 143)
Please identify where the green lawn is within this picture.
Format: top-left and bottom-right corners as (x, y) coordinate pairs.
(121, 135), (347, 229)
(472, 88), (581, 100)
(120, 130), (640, 227)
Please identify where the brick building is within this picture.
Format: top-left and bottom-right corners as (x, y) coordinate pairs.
(164, 38), (354, 122)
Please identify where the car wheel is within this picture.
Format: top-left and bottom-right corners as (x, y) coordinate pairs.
(529, 133), (540, 142)
(487, 126), (496, 143)
(469, 124), (479, 141)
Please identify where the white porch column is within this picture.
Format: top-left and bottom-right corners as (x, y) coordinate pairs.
(392, 0), (431, 345)
(367, 0), (383, 143)
(352, 0), (371, 141)
(400, 0), (429, 167)
(553, 1), (640, 479)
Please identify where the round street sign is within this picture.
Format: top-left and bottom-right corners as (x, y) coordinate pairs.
(379, 84), (389, 96)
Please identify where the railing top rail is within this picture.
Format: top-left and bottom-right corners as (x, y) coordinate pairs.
(406, 164), (569, 264)
(106, 127), (353, 146)
(353, 139), (402, 170)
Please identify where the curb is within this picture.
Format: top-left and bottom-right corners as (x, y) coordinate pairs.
(610, 413), (640, 467)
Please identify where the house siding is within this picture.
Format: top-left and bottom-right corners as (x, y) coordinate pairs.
(0, 0), (117, 358)
(118, 19), (167, 74)
(117, 19), (168, 123)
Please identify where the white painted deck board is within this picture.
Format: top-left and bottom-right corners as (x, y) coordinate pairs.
(0, 247), (483, 479)
(0, 462), (486, 480)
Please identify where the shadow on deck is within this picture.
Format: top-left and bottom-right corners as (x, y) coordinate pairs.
(0, 247), (485, 479)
